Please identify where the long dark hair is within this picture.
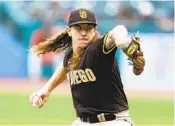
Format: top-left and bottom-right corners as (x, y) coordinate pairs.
(30, 28), (72, 55)
(30, 28), (100, 69)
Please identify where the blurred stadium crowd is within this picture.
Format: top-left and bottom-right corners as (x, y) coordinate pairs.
(0, 1), (174, 44)
(0, 1), (174, 79)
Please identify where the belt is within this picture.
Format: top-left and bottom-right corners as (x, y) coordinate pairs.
(80, 113), (116, 123)
(80, 110), (130, 123)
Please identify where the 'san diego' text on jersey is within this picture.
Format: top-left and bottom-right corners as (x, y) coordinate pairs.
(67, 68), (96, 85)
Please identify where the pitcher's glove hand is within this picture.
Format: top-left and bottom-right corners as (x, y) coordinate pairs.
(128, 51), (145, 75)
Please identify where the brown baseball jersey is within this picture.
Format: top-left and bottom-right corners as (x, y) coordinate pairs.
(63, 33), (128, 117)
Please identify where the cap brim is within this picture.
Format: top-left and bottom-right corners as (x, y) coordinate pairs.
(68, 21), (97, 27)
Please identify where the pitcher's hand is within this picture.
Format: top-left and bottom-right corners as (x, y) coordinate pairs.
(29, 88), (50, 108)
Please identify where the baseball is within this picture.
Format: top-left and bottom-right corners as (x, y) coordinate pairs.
(31, 95), (43, 107)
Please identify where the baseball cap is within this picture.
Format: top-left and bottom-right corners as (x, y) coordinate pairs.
(68, 8), (97, 27)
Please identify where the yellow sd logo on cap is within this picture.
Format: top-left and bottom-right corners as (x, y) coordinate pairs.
(79, 10), (87, 19)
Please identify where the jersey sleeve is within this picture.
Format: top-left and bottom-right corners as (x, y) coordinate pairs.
(88, 32), (117, 59)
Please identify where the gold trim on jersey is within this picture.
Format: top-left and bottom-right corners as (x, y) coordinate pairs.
(103, 32), (116, 54)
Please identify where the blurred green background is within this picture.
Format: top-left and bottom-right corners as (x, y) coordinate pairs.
(0, 92), (173, 125)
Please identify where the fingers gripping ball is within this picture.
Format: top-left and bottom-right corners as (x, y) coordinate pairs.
(30, 94), (43, 107)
